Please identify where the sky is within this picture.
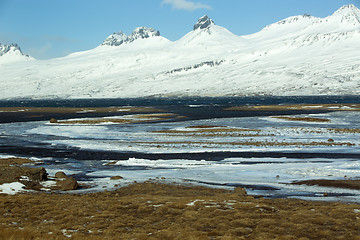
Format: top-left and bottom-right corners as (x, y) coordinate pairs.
(0, 0), (359, 59)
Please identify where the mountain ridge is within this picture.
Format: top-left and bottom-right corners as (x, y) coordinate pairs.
(101, 27), (161, 47)
(0, 4), (359, 99)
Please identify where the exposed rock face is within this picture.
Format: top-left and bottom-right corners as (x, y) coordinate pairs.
(49, 118), (58, 123)
(101, 31), (128, 47)
(52, 172), (78, 191)
(20, 167), (48, 190)
(25, 167), (48, 182)
(110, 176), (123, 180)
(54, 177), (78, 191)
(193, 15), (215, 30)
(0, 158), (79, 193)
(131, 27), (160, 39)
(102, 27), (160, 46)
(55, 171), (67, 179)
(164, 60), (224, 75)
(0, 43), (29, 57)
(0, 163), (48, 191)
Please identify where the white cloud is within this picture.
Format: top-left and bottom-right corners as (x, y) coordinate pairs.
(162, 0), (211, 11)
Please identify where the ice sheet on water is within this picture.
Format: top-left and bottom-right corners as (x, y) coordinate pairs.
(1, 109), (359, 201)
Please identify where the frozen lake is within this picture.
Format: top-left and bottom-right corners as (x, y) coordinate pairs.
(0, 96), (359, 202)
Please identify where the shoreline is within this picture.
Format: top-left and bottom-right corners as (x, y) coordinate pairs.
(1, 156), (360, 197)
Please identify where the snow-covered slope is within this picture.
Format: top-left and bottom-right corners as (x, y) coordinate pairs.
(0, 44), (33, 64)
(1, 5), (360, 99)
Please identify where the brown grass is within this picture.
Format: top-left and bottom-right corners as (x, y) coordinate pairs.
(54, 119), (133, 125)
(186, 125), (227, 129)
(225, 103), (360, 112)
(133, 140), (355, 148)
(0, 158), (35, 167)
(0, 182), (360, 239)
(134, 113), (176, 119)
(328, 128), (360, 134)
(272, 116), (331, 123)
(149, 124), (358, 148)
(152, 126), (268, 138)
(153, 127), (262, 134)
(1, 159), (360, 239)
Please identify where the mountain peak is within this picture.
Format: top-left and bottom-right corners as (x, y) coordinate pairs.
(334, 4), (360, 14)
(131, 27), (160, 39)
(332, 4), (360, 24)
(0, 43), (28, 57)
(102, 27), (160, 47)
(193, 15), (215, 30)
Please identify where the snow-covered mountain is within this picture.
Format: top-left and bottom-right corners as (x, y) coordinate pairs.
(0, 44), (33, 64)
(1, 5), (360, 99)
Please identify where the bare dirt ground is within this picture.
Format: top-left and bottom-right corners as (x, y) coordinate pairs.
(0, 158), (360, 240)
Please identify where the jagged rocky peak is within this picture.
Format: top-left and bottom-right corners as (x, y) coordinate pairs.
(193, 15), (215, 30)
(101, 31), (127, 46)
(131, 27), (160, 39)
(0, 43), (27, 57)
(102, 27), (160, 46)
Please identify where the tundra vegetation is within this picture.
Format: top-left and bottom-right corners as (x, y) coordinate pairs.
(1, 158), (360, 239)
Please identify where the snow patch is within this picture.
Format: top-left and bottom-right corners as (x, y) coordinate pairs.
(0, 182), (27, 195)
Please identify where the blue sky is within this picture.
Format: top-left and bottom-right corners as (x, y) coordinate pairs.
(0, 0), (359, 59)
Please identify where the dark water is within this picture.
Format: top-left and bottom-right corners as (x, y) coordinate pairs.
(1, 96), (360, 160)
(1, 96), (359, 124)
(1, 95), (360, 107)
(1, 96), (360, 200)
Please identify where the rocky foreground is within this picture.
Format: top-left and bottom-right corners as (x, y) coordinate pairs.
(0, 158), (78, 193)
(0, 158), (360, 239)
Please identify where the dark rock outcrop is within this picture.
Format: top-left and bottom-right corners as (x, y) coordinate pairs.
(110, 176), (123, 180)
(54, 177), (78, 191)
(0, 164), (48, 191)
(55, 171), (67, 179)
(0, 43), (29, 57)
(102, 27), (160, 46)
(52, 172), (78, 191)
(193, 15), (215, 30)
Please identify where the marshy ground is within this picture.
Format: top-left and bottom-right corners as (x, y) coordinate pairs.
(1, 170), (360, 239)
(1, 102), (360, 239)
